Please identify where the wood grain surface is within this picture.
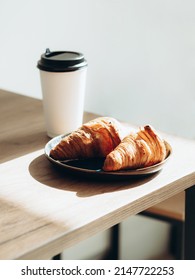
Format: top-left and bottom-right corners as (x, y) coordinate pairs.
(0, 89), (195, 259)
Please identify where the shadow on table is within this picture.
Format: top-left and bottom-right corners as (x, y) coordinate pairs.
(29, 154), (160, 197)
(0, 89), (48, 164)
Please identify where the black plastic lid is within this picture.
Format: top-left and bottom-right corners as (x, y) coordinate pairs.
(37, 48), (87, 72)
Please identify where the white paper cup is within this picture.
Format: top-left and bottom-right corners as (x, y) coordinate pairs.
(37, 49), (87, 138)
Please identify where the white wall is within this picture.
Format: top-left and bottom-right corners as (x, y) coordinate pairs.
(0, 0), (195, 138)
(119, 216), (172, 260)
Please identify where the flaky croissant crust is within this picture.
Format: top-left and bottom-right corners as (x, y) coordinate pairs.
(103, 125), (167, 171)
(50, 117), (127, 160)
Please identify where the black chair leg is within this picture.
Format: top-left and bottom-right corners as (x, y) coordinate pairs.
(107, 223), (119, 260)
(52, 253), (61, 260)
(169, 221), (184, 259)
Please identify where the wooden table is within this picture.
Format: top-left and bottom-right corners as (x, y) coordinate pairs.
(1, 89), (195, 260)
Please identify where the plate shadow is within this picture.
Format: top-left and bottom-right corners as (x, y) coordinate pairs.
(29, 154), (160, 197)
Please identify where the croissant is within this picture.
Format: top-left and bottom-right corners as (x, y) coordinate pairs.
(50, 117), (129, 160)
(103, 125), (167, 171)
